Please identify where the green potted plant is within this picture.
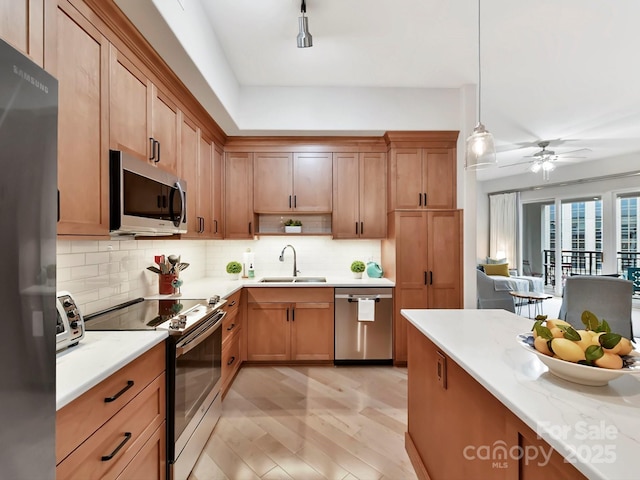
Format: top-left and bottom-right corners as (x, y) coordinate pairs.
(226, 261), (242, 280)
(284, 219), (302, 233)
(351, 260), (366, 279)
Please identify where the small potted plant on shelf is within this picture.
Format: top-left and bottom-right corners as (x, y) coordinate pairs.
(351, 260), (366, 279)
(284, 219), (302, 233)
(226, 261), (242, 280)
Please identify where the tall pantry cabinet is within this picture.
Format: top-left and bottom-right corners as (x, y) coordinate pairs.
(382, 132), (462, 365)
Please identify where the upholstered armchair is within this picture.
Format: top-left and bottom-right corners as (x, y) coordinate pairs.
(558, 276), (633, 339)
(477, 269), (516, 313)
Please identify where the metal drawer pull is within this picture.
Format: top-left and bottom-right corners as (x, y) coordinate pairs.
(101, 432), (132, 461)
(227, 356), (236, 366)
(104, 380), (134, 403)
(227, 323), (236, 331)
(228, 300), (236, 307)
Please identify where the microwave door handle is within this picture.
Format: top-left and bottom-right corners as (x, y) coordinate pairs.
(175, 181), (186, 226)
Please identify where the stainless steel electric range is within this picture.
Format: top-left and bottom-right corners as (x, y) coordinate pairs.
(84, 297), (226, 480)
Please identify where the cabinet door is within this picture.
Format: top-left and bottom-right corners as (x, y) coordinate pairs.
(110, 47), (150, 159)
(293, 152), (332, 212)
(211, 145), (224, 238)
(247, 303), (290, 361)
(151, 86), (179, 175)
(426, 210), (462, 308)
(253, 152), (292, 213)
(55, 4), (109, 236)
(391, 148), (423, 210)
(424, 149), (455, 209)
(224, 152), (254, 239)
(0, 0), (44, 66)
(359, 152), (387, 238)
(179, 115), (199, 237)
(332, 153), (360, 239)
(291, 302), (334, 361)
(198, 133), (214, 236)
(395, 212), (428, 289)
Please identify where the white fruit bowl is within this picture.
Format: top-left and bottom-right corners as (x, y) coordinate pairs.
(517, 333), (640, 386)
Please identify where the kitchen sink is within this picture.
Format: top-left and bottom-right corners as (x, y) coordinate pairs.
(258, 276), (327, 283)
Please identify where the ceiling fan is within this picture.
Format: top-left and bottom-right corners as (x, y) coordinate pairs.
(500, 140), (591, 179)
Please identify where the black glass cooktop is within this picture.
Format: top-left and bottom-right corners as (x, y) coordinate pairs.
(84, 298), (205, 331)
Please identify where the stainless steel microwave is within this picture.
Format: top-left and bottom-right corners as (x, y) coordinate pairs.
(110, 150), (187, 236)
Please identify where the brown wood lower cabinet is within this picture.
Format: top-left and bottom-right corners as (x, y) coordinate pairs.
(245, 288), (334, 362)
(406, 323), (585, 480)
(56, 342), (167, 480)
(221, 289), (243, 397)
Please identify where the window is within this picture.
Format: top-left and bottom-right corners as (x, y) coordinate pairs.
(617, 194), (639, 274)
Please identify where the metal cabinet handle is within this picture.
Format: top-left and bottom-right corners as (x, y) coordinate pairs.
(355, 222), (359, 235)
(286, 308), (289, 322)
(101, 432), (132, 461)
(227, 356), (236, 366)
(104, 380), (134, 403)
(289, 195), (292, 208)
(429, 271), (433, 285)
(360, 222), (363, 235)
(294, 195), (297, 208)
(226, 323), (236, 331)
(292, 309), (295, 322)
(424, 271), (427, 285)
(423, 193), (427, 206)
(149, 137), (155, 161)
(228, 300), (237, 307)
(249, 221), (252, 235)
(155, 140), (161, 164)
(418, 193), (422, 206)
(214, 219), (218, 234)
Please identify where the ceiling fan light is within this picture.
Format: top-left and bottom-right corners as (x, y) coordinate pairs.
(529, 161), (542, 173)
(542, 159), (555, 171)
(465, 122), (497, 169)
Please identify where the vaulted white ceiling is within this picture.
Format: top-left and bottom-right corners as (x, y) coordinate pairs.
(115, 0), (640, 181)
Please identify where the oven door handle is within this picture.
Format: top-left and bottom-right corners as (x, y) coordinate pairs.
(175, 311), (226, 356)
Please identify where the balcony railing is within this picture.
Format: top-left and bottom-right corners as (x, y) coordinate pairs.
(543, 250), (603, 286)
(542, 250), (640, 286)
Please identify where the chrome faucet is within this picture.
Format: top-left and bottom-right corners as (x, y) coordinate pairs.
(279, 244), (299, 277)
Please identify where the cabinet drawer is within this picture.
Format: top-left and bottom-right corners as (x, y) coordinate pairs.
(222, 289), (241, 317)
(116, 421), (167, 480)
(56, 342), (166, 464)
(222, 308), (240, 345)
(247, 287), (333, 303)
(57, 372), (166, 479)
(221, 331), (241, 388)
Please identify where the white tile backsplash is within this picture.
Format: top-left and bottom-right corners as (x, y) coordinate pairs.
(57, 236), (381, 315)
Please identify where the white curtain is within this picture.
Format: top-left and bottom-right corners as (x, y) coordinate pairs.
(489, 192), (519, 268)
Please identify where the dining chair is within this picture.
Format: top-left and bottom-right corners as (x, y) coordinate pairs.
(558, 276), (633, 339)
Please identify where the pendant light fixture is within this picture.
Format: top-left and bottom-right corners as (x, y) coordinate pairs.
(297, 0), (313, 48)
(465, 0), (496, 170)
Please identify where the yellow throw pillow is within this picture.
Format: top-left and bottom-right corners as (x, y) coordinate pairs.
(483, 263), (510, 276)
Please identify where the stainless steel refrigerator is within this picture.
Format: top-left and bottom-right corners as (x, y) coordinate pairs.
(0, 39), (58, 478)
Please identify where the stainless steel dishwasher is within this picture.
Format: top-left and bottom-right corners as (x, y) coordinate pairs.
(334, 287), (393, 365)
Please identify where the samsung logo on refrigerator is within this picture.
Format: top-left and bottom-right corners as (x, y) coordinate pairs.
(13, 65), (49, 93)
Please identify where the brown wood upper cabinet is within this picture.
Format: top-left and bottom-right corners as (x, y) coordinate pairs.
(51, 1), (110, 236)
(110, 47), (178, 175)
(389, 147), (455, 210)
(333, 152), (387, 239)
(225, 152), (255, 239)
(0, 0), (45, 67)
(253, 152), (332, 213)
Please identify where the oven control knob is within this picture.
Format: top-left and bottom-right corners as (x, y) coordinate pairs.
(63, 299), (73, 308)
(70, 321), (78, 329)
(67, 310), (75, 318)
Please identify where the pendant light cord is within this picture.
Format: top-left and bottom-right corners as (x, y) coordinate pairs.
(301, 0), (306, 14)
(477, 0), (482, 123)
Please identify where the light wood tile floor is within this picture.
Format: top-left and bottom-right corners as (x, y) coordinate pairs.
(189, 365), (417, 480)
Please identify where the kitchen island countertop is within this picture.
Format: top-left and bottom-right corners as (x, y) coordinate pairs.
(402, 308), (640, 480)
(56, 330), (167, 410)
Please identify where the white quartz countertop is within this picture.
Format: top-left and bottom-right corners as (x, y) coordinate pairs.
(144, 275), (395, 301)
(401, 308), (640, 480)
(56, 331), (167, 411)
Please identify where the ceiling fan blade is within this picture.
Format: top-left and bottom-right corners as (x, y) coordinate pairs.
(556, 148), (592, 157)
(498, 160), (533, 168)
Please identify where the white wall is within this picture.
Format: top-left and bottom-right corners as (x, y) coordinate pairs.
(57, 237), (381, 315)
